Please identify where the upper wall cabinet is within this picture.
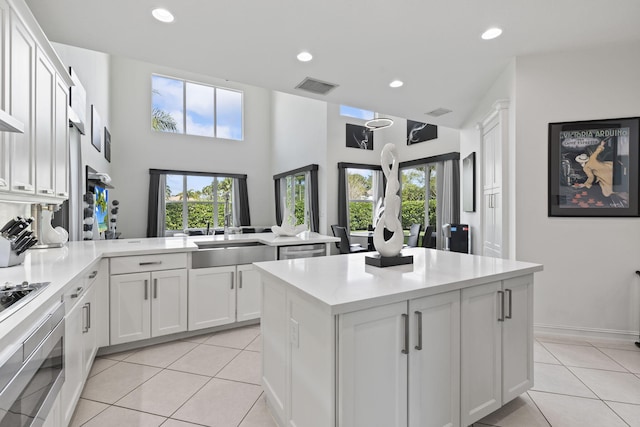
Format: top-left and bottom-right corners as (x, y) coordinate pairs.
(1, 0), (72, 203)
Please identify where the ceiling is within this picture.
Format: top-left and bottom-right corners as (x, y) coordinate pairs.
(24, 0), (640, 128)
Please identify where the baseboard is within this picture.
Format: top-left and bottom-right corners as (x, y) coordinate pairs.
(534, 323), (639, 342)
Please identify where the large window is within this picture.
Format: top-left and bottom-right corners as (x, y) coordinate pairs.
(347, 168), (374, 231)
(284, 173), (308, 226)
(165, 174), (234, 233)
(151, 74), (243, 140)
(273, 164), (319, 232)
(401, 166), (437, 230)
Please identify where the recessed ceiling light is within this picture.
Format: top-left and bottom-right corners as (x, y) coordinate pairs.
(481, 27), (502, 40)
(297, 51), (313, 62)
(389, 80), (403, 88)
(152, 8), (174, 23)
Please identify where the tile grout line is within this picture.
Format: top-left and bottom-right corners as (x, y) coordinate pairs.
(234, 391), (264, 427)
(601, 400), (633, 427)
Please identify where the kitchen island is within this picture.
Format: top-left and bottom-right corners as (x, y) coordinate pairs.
(254, 248), (543, 427)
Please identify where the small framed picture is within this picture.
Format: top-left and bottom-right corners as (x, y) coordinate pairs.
(548, 117), (639, 217)
(104, 127), (111, 162)
(91, 105), (102, 152)
(407, 120), (437, 145)
(346, 123), (373, 150)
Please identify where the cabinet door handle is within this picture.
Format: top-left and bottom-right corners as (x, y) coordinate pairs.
(71, 287), (83, 298)
(239, 271), (243, 289)
(39, 189), (54, 195)
(414, 311), (423, 351)
(154, 278), (158, 299)
(88, 270), (97, 279)
(82, 304), (88, 333)
(87, 302), (91, 330)
(498, 290), (505, 321)
(505, 288), (512, 319)
(401, 313), (409, 354)
(230, 272), (234, 290)
(139, 261), (162, 266)
(57, 192), (68, 197)
(144, 279), (149, 300)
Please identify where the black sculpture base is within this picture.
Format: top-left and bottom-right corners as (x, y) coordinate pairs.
(365, 253), (414, 268)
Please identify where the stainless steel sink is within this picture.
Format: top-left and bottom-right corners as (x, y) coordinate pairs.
(192, 242), (276, 268)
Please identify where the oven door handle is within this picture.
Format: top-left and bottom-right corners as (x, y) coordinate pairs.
(0, 317), (65, 422)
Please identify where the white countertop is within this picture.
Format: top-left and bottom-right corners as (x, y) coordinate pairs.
(254, 247), (543, 315)
(0, 232), (337, 348)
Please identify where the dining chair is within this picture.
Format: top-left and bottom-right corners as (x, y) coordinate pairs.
(407, 223), (422, 247)
(333, 225), (367, 254)
(422, 225), (436, 248)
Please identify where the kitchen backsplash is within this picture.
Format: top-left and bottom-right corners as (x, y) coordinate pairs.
(0, 203), (31, 228)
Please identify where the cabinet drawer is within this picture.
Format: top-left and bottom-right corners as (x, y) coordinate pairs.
(110, 253), (187, 275)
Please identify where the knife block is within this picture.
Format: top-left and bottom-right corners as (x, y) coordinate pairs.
(0, 236), (26, 268)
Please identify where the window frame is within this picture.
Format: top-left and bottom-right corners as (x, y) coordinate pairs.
(151, 74), (244, 141)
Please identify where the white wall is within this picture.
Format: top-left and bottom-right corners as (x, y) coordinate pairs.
(459, 61), (516, 255)
(515, 43), (640, 338)
(271, 92), (328, 233)
(109, 56), (273, 238)
(52, 43), (111, 185)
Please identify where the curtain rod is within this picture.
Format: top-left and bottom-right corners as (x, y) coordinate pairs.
(273, 164), (318, 180)
(149, 168), (247, 180)
(399, 152), (460, 169)
(337, 162), (383, 171)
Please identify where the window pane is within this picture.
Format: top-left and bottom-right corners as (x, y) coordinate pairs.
(185, 176), (213, 229)
(216, 88), (243, 140)
(347, 169), (373, 231)
(217, 177), (234, 227)
(401, 167), (426, 230)
(165, 175), (184, 231)
(340, 105), (374, 121)
(186, 82), (214, 137)
(152, 75), (183, 133)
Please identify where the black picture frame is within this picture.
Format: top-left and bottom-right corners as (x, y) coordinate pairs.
(407, 120), (437, 145)
(91, 105), (102, 152)
(463, 152), (476, 212)
(104, 127), (111, 162)
(346, 124), (373, 150)
(548, 117), (639, 217)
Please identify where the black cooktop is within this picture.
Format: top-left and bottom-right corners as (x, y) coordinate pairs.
(0, 282), (50, 315)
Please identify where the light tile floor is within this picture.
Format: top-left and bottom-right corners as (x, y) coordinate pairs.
(70, 325), (640, 426)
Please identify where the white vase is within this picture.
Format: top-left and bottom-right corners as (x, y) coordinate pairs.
(373, 143), (404, 257)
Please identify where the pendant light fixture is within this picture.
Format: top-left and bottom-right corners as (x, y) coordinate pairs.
(365, 112), (394, 130)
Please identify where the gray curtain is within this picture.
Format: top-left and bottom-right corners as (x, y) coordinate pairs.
(306, 169), (319, 232)
(337, 166), (350, 233)
(274, 178), (282, 226)
(233, 177), (251, 226)
(147, 172), (166, 237)
(435, 159), (460, 250)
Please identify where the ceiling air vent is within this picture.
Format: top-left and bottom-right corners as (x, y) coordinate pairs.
(425, 108), (452, 117)
(295, 77), (339, 95)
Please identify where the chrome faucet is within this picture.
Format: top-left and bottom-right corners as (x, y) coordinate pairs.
(223, 193), (232, 237)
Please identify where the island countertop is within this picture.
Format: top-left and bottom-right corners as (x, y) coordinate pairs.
(254, 247), (543, 315)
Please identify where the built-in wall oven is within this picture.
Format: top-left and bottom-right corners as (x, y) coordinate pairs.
(0, 301), (65, 426)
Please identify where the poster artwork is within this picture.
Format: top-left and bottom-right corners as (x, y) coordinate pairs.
(346, 124), (374, 150)
(559, 127), (629, 209)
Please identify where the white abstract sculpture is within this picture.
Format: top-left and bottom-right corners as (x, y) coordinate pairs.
(271, 207), (307, 237)
(40, 209), (69, 245)
(373, 143), (404, 257)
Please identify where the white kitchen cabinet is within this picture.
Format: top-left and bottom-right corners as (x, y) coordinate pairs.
(188, 263), (261, 331)
(236, 264), (261, 321)
(339, 302), (408, 427)
(9, 10), (35, 194)
(60, 267), (101, 426)
(188, 266), (236, 330)
(0, 0), (9, 192)
(34, 47), (55, 196)
(42, 395), (60, 427)
(53, 75), (68, 197)
(460, 275), (533, 426)
(110, 269), (187, 345)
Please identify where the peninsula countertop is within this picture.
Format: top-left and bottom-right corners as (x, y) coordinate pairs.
(254, 247), (543, 315)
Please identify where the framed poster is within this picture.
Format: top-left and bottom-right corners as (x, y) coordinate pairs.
(104, 127), (111, 162)
(463, 152), (476, 212)
(548, 117), (639, 217)
(346, 123), (373, 150)
(407, 120), (437, 145)
(91, 105), (102, 152)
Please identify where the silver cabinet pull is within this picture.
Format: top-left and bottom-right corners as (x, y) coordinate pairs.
(82, 304), (89, 333)
(144, 279), (149, 300)
(230, 272), (234, 290)
(498, 290), (505, 321)
(39, 189), (54, 195)
(401, 313), (409, 354)
(71, 287), (83, 298)
(154, 278), (158, 299)
(87, 302), (91, 330)
(505, 288), (512, 319)
(414, 311), (423, 350)
(139, 261), (162, 266)
(239, 271), (243, 289)
(57, 192), (68, 197)
(88, 270), (97, 279)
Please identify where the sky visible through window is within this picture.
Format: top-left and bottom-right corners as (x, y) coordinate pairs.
(340, 105), (374, 121)
(152, 75), (243, 140)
